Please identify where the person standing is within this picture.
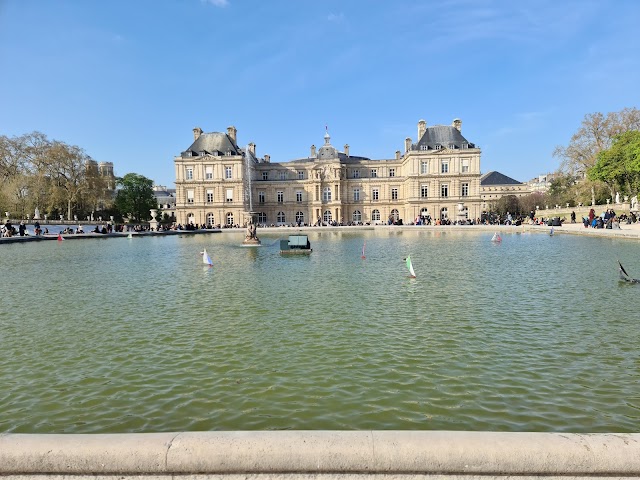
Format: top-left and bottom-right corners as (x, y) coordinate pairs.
(571, 211), (576, 223)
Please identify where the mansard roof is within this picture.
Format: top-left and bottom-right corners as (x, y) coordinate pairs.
(415, 125), (475, 150)
(182, 132), (241, 156)
(481, 171), (524, 186)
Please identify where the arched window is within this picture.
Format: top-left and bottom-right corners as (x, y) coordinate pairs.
(226, 212), (234, 226)
(277, 211), (285, 223)
(206, 213), (215, 226)
(295, 211), (304, 224)
(187, 213), (195, 225)
(390, 209), (399, 221)
(323, 210), (332, 223)
(372, 209), (380, 221)
(440, 207), (448, 220)
(352, 210), (362, 222)
(257, 212), (267, 223)
(420, 207), (429, 218)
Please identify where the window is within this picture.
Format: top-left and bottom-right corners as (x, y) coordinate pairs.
(186, 167), (193, 180)
(257, 212), (267, 223)
(440, 207), (448, 220)
(225, 166), (232, 179)
(226, 212), (234, 225)
(226, 188), (233, 202)
(298, 171), (304, 180)
(390, 209), (399, 221)
(258, 191), (265, 204)
(277, 191), (284, 203)
(391, 188), (398, 200)
(352, 210), (362, 222)
(449, 143), (455, 149)
(461, 158), (469, 173)
(353, 188), (360, 201)
(262, 171), (268, 181)
(277, 211), (285, 223)
(353, 169), (360, 179)
(421, 185), (428, 198)
(187, 213), (195, 225)
(441, 161), (449, 173)
(372, 188), (379, 201)
(206, 213), (215, 225)
(187, 190), (194, 203)
(420, 208), (429, 218)
(323, 210), (332, 223)
(421, 161), (428, 174)
(435, 144), (442, 150)
(461, 183), (469, 197)
(205, 166), (213, 180)
(206, 189), (214, 203)
(389, 168), (395, 177)
(295, 211), (304, 224)
(296, 191), (303, 202)
(370, 169), (377, 178)
(421, 145), (428, 151)
(279, 171), (286, 180)
(371, 209), (381, 221)
(441, 184), (448, 197)
(225, 150), (232, 156)
(461, 143), (468, 149)
(323, 187), (332, 202)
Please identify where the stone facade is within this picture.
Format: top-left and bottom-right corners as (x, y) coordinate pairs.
(174, 120), (489, 226)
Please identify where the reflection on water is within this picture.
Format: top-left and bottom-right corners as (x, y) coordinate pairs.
(1, 229), (639, 433)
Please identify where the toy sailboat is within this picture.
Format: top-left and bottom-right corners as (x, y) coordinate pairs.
(618, 261), (639, 284)
(491, 232), (502, 243)
(405, 255), (416, 278)
(201, 248), (213, 267)
(361, 241), (366, 259)
(57, 234), (64, 242)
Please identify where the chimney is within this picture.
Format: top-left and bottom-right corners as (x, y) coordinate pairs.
(264, 154), (270, 163)
(227, 126), (237, 143)
(395, 150), (401, 160)
(418, 119), (426, 139)
(310, 144), (316, 157)
(452, 118), (462, 132)
(344, 144), (350, 157)
(193, 127), (203, 141)
(405, 137), (412, 153)
(248, 142), (256, 156)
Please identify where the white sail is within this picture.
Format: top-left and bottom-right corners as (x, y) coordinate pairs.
(406, 255), (416, 278)
(202, 248), (213, 266)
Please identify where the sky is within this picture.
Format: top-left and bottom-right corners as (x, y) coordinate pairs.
(1, 0), (639, 188)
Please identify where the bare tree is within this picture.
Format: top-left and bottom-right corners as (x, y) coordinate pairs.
(554, 107), (640, 205)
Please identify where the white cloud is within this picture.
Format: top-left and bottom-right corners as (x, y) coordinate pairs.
(327, 12), (345, 23)
(202, 0), (229, 7)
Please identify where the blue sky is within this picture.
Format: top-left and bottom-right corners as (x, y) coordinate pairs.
(1, 0), (639, 188)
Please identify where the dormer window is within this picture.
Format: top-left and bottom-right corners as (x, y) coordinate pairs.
(461, 143), (468, 149)
(435, 144), (442, 150)
(199, 151), (207, 156)
(185, 151), (192, 157)
(421, 145), (428, 151)
(225, 150), (232, 156)
(448, 144), (455, 149)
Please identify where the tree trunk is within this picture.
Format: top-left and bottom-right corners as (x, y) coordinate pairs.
(591, 185), (595, 206)
(67, 199), (72, 221)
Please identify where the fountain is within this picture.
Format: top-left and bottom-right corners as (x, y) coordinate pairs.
(242, 144), (261, 246)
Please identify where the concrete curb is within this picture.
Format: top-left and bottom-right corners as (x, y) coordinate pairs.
(1, 432), (640, 476)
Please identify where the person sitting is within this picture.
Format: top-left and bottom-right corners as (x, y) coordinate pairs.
(77, 225), (84, 233)
(94, 225), (101, 233)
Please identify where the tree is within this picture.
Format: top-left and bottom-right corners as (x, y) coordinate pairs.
(589, 130), (640, 197)
(491, 195), (521, 216)
(114, 173), (156, 222)
(554, 107), (640, 204)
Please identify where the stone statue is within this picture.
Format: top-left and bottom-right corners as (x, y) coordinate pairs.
(632, 195), (638, 211)
(243, 214), (260, 245)
(615, 192), (620, 204)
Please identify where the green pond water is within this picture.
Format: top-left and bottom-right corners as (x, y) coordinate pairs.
(1, 228), (639, 433)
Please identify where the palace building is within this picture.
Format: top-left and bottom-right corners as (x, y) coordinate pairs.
(174, 119), (507, 227)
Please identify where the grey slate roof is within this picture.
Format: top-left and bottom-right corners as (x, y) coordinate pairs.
(182, 132), (240, 156)
(415, 125), (475, 150)
(480, 171), (523, 185)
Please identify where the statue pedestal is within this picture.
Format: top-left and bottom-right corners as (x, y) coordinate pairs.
(242, 237), (261, 245)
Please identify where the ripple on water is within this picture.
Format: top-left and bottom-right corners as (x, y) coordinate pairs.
(1, 231), (640, 432)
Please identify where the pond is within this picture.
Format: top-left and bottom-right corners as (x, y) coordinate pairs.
(1, 228), (639, 433)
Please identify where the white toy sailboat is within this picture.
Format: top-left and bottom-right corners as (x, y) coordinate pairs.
(405, 255), (416, 278)
(491, 232), (502, 243)
(361, 241), (366, 259)
(201, 248), (213, 267)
